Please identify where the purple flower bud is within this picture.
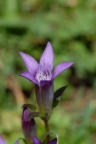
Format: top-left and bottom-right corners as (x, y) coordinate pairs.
(22, 107), (37, 143)
(0, 137), (6, 144)
(33, 137), (57, 144)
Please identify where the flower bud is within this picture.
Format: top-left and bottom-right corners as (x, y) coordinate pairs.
(22, 107), (37, 143)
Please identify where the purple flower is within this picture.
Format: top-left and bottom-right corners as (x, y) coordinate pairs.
(22, 107), (37, 143)
(33, 136), (57, 144)
(20, 42), (74, 116)
(19, 42), (74, 87)
(0, 137), (6, 144)
(14, 140), (19, 144)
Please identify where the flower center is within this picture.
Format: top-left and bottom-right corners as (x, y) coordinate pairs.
(35, 64), (52, 83)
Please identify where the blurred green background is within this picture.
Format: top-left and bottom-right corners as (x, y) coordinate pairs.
(0, 0), (96, 144)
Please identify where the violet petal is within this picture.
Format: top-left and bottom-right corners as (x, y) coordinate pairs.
(19, 52), (38, 74)
(14, 140), (19, 144)
(33, 136), (42, 144)
(20, 72), (38, 85)
(53, 62), (74, 79)
(40, 42), (54, 69)
(47, 138), (57, 144)
(0, 137), (6, 144)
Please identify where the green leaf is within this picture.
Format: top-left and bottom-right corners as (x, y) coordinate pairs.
(54, 86), (67, 100)
(15, 138), (27, 144)
(52, 86), (67, 108)
(27, 112), (40, 120)
(22, 103), (37, 111)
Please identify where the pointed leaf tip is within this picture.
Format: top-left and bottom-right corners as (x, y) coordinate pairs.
(52, 86), (67, 108)
(54, 86), (67, 100)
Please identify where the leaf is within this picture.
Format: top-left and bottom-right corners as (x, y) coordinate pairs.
(15, 138), (27, 144)
(52, 99), (59, 108)
(27, 112), (40, 120)
(22, 103), (37, 111)
(54, 86), (67, 100)
(52, 86), (67, 108)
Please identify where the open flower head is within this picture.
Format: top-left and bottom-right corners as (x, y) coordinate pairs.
(20, 42), (74, 116)
(19, 42), (74, 87)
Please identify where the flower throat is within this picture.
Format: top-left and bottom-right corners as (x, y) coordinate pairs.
(35, 64), (52, 83)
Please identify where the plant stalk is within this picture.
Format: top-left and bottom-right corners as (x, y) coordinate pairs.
(44, 118), (50, 142)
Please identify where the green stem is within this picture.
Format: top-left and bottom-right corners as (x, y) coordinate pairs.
(44, 118), (50, 142)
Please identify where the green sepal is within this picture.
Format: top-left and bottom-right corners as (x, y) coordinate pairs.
(22, 103), (37, 111)
(52, 86), (67, 108)
(27, 112), (40, 120)
(15, 138), (27, 144)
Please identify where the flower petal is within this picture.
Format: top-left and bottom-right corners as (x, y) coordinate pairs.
(40, 42), (54, 69)
(0, 137), (6, 144)
(40, 80), (52, 87)
(33, 137), (42, 144)
(14, 140), (19, 144)
(20, 72), (38, 85)
(47, 138), (57, 144)
(53, 62), (74, 79)
(19, 52), (38, 74)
